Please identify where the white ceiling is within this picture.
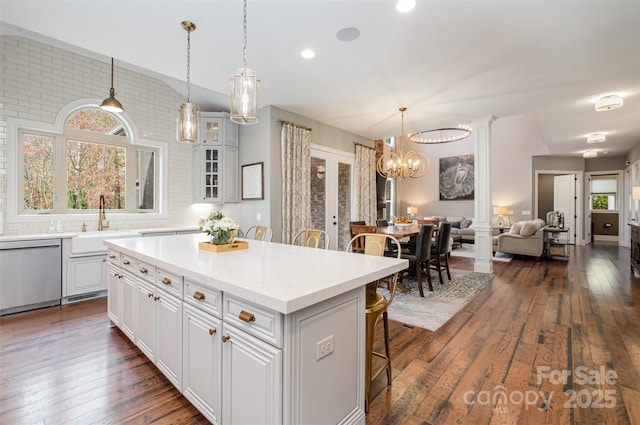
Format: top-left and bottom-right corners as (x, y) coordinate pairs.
(1, 0), (639, 157)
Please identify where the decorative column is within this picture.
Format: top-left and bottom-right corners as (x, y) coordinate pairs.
(473, 116), (496, 274)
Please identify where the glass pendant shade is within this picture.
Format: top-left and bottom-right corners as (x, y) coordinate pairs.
(178, 101), (200, 143)
(231, 68), (259, 125)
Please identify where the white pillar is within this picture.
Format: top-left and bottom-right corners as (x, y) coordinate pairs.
(473, 116), (496, 274)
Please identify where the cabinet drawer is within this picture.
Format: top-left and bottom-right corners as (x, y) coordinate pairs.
(136, 259), (156, 283)
(120, 254), (137, 274)
(107, 249), (120, 265)
(223, 295), (283, 348)
(184, 279), (222, 318)
(157, 268), (183, 298)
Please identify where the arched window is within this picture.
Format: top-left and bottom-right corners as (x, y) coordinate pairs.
(20, 106), (158, 214)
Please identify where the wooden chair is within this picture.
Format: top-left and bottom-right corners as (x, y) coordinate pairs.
(243, 225), (273, 241)
(349, 225), (376, 253)
(400, 224), (435, 295)
(376, 219), (389, 227)
(430, 221), (452, 284)
(292, 228), (330, 249)
(346, 232), (402, 412)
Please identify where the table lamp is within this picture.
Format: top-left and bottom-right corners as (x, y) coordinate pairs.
(407, 206), (418, 221)
(493, 206), (508, 227)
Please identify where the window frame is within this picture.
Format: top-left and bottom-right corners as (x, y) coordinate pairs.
(7, 99), (168, 223)
(589, 174), (619, 213)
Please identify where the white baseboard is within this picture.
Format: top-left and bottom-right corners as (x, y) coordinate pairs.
(593, 235), (619, 242)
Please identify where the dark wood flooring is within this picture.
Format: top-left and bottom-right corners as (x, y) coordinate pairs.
(1, 243), (639, 424)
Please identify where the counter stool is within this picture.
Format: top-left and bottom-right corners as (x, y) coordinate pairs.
(346, 233), (401, 412)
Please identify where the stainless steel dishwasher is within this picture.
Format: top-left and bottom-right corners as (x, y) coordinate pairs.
(0, 238), (62, 315)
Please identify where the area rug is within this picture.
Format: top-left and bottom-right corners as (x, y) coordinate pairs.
(377, 269), (493, 332)
(450, 243), (513, 263)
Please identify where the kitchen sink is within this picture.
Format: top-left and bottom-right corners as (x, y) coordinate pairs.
(71, 230), (140, 254)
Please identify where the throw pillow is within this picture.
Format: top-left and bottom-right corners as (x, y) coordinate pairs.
(451, 221), (461, 229)
(519, 220), (543, 237)
(461, 218), (473, 229)
(510, 222), (523, 234)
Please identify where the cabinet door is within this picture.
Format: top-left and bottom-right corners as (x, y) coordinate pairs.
(107, 264), (121, 325)
(136, 280), (156, 362)
(156, 288), (183, 390)
(120, 272), (137, 342)
(223, 145), (239, 203)
(183, 304), (222, 425)
(201, 117), (223, 145)
(193, 146), (222, 203)
(67, 255), (106, 296)
(222, 324), (282, 425)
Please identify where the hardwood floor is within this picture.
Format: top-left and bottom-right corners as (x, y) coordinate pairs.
(1, 243), (639, 424)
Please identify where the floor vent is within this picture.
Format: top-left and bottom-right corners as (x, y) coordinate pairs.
(66, 292), (105, 304)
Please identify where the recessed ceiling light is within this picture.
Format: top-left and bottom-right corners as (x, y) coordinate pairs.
(583, 150), (598, 158)
(396, 0), (416, 12)
(587, 133), (606, 143)
(336, 27), (360, 42)
(595, 94), (623, 111)
(301, 49), (315, 59)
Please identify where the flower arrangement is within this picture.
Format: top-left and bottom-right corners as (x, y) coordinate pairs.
(200, 211), (239, 245)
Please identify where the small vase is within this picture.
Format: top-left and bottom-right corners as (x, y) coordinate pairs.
(210, 232), (231, 245)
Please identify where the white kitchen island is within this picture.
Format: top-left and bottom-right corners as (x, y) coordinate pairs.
(105, 233), (407, 425)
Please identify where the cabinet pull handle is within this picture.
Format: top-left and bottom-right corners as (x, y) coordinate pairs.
(193, 291), (206, 300)
(222, 335), (231, 343)
(162, 277), (171, 285)
(140, 268), (148, 274)
(154, 296), (160, 301)
(108, 254), (115, 259)
(123, 260), (130, 265)
(209, 328), (216, 335)
(239, 310), (256, 323)
(148, 292), (153, 298)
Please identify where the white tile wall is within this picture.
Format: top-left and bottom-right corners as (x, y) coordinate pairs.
(0, 36), (208, 235)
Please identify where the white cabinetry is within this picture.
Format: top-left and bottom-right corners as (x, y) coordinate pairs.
(193, 112), (239, 203)
(66, 255), (106, 297)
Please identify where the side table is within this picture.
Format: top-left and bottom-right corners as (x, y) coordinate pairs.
(543, 227), (569, 261)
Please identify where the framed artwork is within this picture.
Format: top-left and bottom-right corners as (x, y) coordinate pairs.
(241, 162), (264, 200)
(439, 154), (474, 201)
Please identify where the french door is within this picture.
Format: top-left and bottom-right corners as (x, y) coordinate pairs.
(310, 146), (354, 251)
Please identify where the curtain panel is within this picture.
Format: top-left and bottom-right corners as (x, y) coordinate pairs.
(354, 144), (377, 225)
(281, 123), (311, 244)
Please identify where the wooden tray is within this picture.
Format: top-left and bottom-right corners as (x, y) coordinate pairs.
(199, 241), (248, 253)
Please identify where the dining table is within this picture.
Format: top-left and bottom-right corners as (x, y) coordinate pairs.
(375, 224), (421, 239)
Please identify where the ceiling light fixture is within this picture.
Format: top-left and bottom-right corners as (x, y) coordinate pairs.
(583, 150), (598, 158)
(410, 125), (472, 144)
(587, 132), (606, 144)
(100, 58), (124, 113)
(230, 0), (259, 125)
(377, 107), (430, 180)
(595, 94), (623, 111)
(301, 49), (315, 59)
(396, 0), (416, 12)
(178, 21), (199, 143)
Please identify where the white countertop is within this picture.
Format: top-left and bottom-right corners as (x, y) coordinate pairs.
(105, 233), (408, 314)
(0, 226), (199, 243)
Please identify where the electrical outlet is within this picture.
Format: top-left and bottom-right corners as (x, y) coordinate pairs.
(522, 210), (531, 216)
(256, 213), (262, 222)
(316, 335), (335, 360)
(8, 223), (22, 230)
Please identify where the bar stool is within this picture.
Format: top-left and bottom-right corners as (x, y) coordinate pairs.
(346, 232), (402, 412)
(243, 225), (273, 241)
(292, 228), (330, 249)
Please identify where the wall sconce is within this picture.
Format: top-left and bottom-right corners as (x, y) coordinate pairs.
(316, 165), (326, 180)
(407, 205), (418, 220)
(493, 206), (508, 227)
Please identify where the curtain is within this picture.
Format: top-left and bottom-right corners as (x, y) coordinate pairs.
(281, 123), (311, 244)
(354, 144), (377, 225)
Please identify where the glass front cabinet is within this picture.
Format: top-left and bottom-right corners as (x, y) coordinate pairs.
(193, 112), (239, 203)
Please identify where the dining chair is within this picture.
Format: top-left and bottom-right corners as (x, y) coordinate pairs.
(292, 228), (330, 249)
(243, 225), (273, 242)
(346, 232), (401, 413)
(349, 220), (366, 226)
(400, 224), (435, 296)
(376, 219), (389, 227)
(430, 221), (452, 284)
(349, 225), (376, 253)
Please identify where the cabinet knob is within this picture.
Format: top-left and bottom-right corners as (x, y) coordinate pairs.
(108, 254), (115, 259)
(123, 260), (131, 265)
(193, 291), (206, 300)
(162, 277), (171, 285)
(140, 268), (148, 274)
(221, 335), (231, 343)
(148, 292), (153, 298)
(239, 310), (256, 323)
(209, 328), (216, 335)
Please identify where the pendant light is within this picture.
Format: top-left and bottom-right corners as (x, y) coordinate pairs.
(178, 21), (200, 143)
(100, 58), (124, 113)
(376, 107), (430, 179)
(230, 0), (260, 125)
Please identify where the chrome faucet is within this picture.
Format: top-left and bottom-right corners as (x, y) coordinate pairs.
(98, 195), (109, 231)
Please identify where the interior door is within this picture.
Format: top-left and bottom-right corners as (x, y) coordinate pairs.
(310, 147), (354, 251)
(554, 174), (576, 244)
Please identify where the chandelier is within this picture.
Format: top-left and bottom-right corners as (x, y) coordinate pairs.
(410, 125), (471, 144)
(376, 107), (430, 179)
(230, 0), (259, 125)
(178, 21), (199, 142)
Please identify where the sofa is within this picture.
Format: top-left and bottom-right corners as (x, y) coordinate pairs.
(423, 216), (500, 243)
(493, 219), (546, 257)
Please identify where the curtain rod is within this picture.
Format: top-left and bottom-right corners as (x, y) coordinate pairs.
(353, 142), (375, 151)
(278, 119), (312, 131)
